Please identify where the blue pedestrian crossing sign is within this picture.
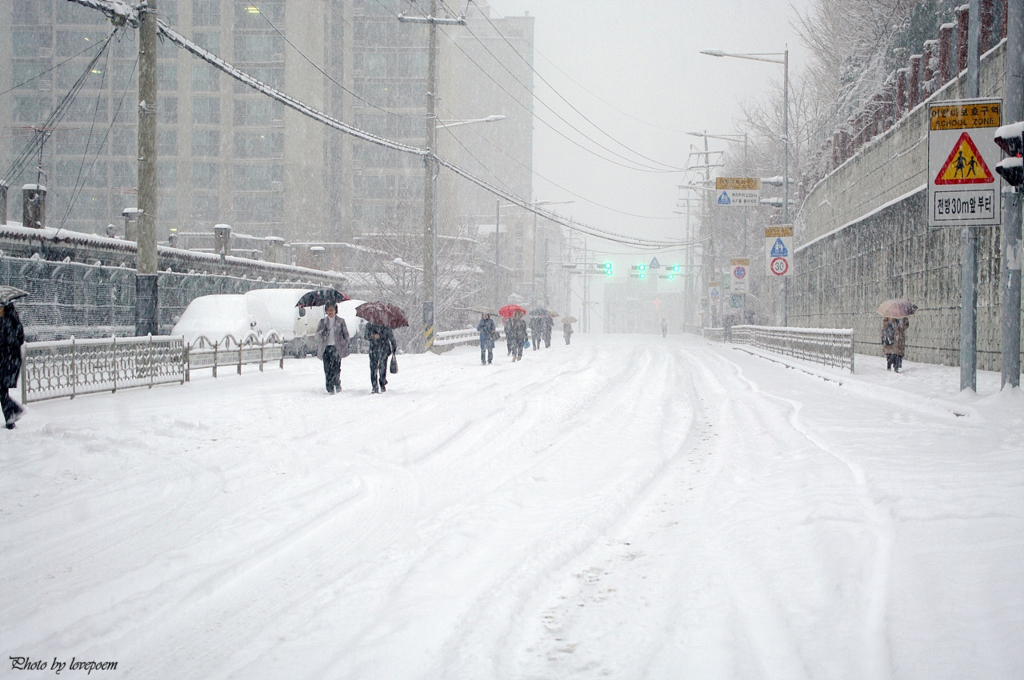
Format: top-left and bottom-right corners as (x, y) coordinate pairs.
(770, 238), (789, 257)
(717, 192), (732, 205)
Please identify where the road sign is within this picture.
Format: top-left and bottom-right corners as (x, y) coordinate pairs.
(928, 99), (1002, 227)
(715, 177), (760, 207)
(731, 294), (745, 309)
(708, 285), (721, 307)
(730, 258), (749, 293)
(649, 257), (661, 269)
(765, 225), (793, 277)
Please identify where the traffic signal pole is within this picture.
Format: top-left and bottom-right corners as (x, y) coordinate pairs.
(1001, 0), (1022, 388)
(961, 0), (981, 391)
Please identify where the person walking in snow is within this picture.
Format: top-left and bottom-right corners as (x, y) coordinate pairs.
(661, 318), (668, 338)
(365, 321), (397, 393)
(316, 302), (350, 394)
(477, 313), (496, 365)
(0, 302), (26, 429)
(529, 314), (543, 351)
(508, 310), (528, 362)
(563, 320), (573, 345)
(542, 314), (553, 348)
(881, 316), (909, 372)
(503, 317), (513, 356)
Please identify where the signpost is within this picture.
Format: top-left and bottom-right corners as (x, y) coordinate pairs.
(730, 258), (749, 293)
(765, 225), (793, 278)
(928, 99), (1002, 227)
(715, 177), (760, 207)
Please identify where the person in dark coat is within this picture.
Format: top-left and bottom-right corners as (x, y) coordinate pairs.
(0, 302), (26, 429)
(364, 322), (397, 393)
(508, 311), (527, 361)
(529, 315), (543, 351)
(542, 315), (553, 348)
(476, 313), (496, 365)
(503, 317), (513, 356)
(881, 316), (910, 372)
(661, 318), (668, 338)
(563, 320), (573, 345)
(316, 303), (350, 393)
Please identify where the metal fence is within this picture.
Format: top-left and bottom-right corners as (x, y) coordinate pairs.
(433, 327), (505, 352)
(22, 335), (187, 403)
(21, 332), (285, 403)
(729, 325), (855, 372)
(185, 332), (284, 379)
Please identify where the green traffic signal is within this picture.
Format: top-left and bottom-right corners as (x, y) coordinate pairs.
(604, 261), (613, 269)
(672, 264), (681, 272)
(638, 263), (646, 271)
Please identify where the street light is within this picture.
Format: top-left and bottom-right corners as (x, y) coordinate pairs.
(436, 114), (506, 129)
(702, 46), (789, 325)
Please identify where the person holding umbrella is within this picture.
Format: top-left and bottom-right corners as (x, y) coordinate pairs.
(542, 313), (554, 348)
(477, 313), (496, 365)
(509, 310), (528, 362)
(315, 302), (350, 394)
(0, 292), (26, 429)
(877, 299), (915, 373)
(562, 316), (576, 345)
(355, 302), (406, 394)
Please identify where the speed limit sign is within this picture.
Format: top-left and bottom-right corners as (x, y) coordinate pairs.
(765, 225), (793, 277)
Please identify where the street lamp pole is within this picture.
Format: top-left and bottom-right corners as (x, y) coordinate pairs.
(701, 47), (790, 325)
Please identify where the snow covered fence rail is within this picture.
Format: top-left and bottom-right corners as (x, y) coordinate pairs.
(21, 335), (186, 404)
(432, 328), (504, 353)
(730, 325), (855, 372)
(185, 331), (284, 380)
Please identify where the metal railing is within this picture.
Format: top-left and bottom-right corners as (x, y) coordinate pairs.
(729, 325), (855, 372)
(433, 327), (505, 350)
(21, 335), (186, 403)
(185, 331), (285, 379)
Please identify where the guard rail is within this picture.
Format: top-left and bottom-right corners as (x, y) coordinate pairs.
(185, 331), (285, 379)
(729, 324), (855, 372)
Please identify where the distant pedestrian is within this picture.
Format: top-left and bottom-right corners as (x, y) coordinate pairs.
(316, 302), (350, 394)
(661, 318), (668, 338)
(542, 315), (553, 348)
(364, 322), (397, 393)
(477, 313), (495, 365)
(508, 310), (528, 361)
(503, 317), (513, 356)
(881, 316), (909, 372)
(529, 315), (543, 351)
(0, 302), (26, 429)
(563, 320), (573, 345)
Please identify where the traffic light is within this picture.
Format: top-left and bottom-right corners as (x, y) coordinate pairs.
(638, 263), (646, 279)
(604, 261), (613, 275)
(671, 264), (681, 272)
(995, 122), (1023, 188)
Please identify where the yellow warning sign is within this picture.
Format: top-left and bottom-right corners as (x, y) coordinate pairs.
(930, 102), (1001, 130)
(934, 131), (994, 185)
(716, 177), (760, 191)
(764, 226), (793, 238)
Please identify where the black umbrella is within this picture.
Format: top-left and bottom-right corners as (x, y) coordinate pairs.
(529, 308), (549, 316)
(295, 288), (351, 308)
(0, 286), (28, 305)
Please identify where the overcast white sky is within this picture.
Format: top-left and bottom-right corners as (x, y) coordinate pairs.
(484, 0), (814, 258)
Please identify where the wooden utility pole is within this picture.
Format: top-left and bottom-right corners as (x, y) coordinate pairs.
(136, 0), (159, 335)
(399, 3), (465, 351)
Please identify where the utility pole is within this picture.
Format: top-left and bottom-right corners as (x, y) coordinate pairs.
(961, 0), (981, 391)
(398, 4), (465, 351)
(495, 198), (501, 308)
(1001, 0), (1022, 388)
(136, 0), (158, 336)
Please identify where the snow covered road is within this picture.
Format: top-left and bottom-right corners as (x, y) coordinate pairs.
(2, 333), (1021, 679)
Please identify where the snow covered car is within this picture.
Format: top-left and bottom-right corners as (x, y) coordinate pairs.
(172, 289), (363, 357)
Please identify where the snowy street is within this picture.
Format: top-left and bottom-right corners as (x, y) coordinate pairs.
(2, 333), (1022, 679)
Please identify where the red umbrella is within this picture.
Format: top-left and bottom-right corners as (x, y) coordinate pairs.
(499, 304), (527, 318)
(355, 301), (409, 328)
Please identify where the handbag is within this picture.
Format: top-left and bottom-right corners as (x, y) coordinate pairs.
(389, 354), (398, 374)
(524, 338), (530, 349)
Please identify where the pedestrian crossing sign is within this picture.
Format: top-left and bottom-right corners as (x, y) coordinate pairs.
(717, 192), (732, 205)
(770, 238), (788, 257)
(934, 132), (994, 185)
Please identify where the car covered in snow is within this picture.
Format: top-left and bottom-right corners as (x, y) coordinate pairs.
(172, 289), (365, 357)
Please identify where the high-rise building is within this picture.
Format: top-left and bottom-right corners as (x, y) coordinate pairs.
(0, 0), (534, 273)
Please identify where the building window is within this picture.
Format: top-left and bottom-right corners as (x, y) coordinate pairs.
(191, 63), (220, 92)
(12, 28), (52, 56)
(192, 163), (219, 187)
(158, 161), (178, 186)
(233, 34), (284, 63)
(111, 127), (137, 157)
(11, 96), (50, 123)
(112, 161), (135, 190)
(233, 163), (284, 191)
(233, 99), (283, 126)
(192, 194), (220, 221)
(158, 63), (178, 91)
(55, 30), (110, 57)
(158, 97), (178, 124)
(192, 0), (220, 27)
(232, 67), (283, 92)
(191, 129), (221, 157)
(233, 1), (285, 29)
(233, 195), (284, 221)
(192, 97), (220, 124)
(157, 130), (178, 157)
(233, 132), (283, 159)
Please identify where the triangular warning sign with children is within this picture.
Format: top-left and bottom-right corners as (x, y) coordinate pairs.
(934, 131), (995, 185)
